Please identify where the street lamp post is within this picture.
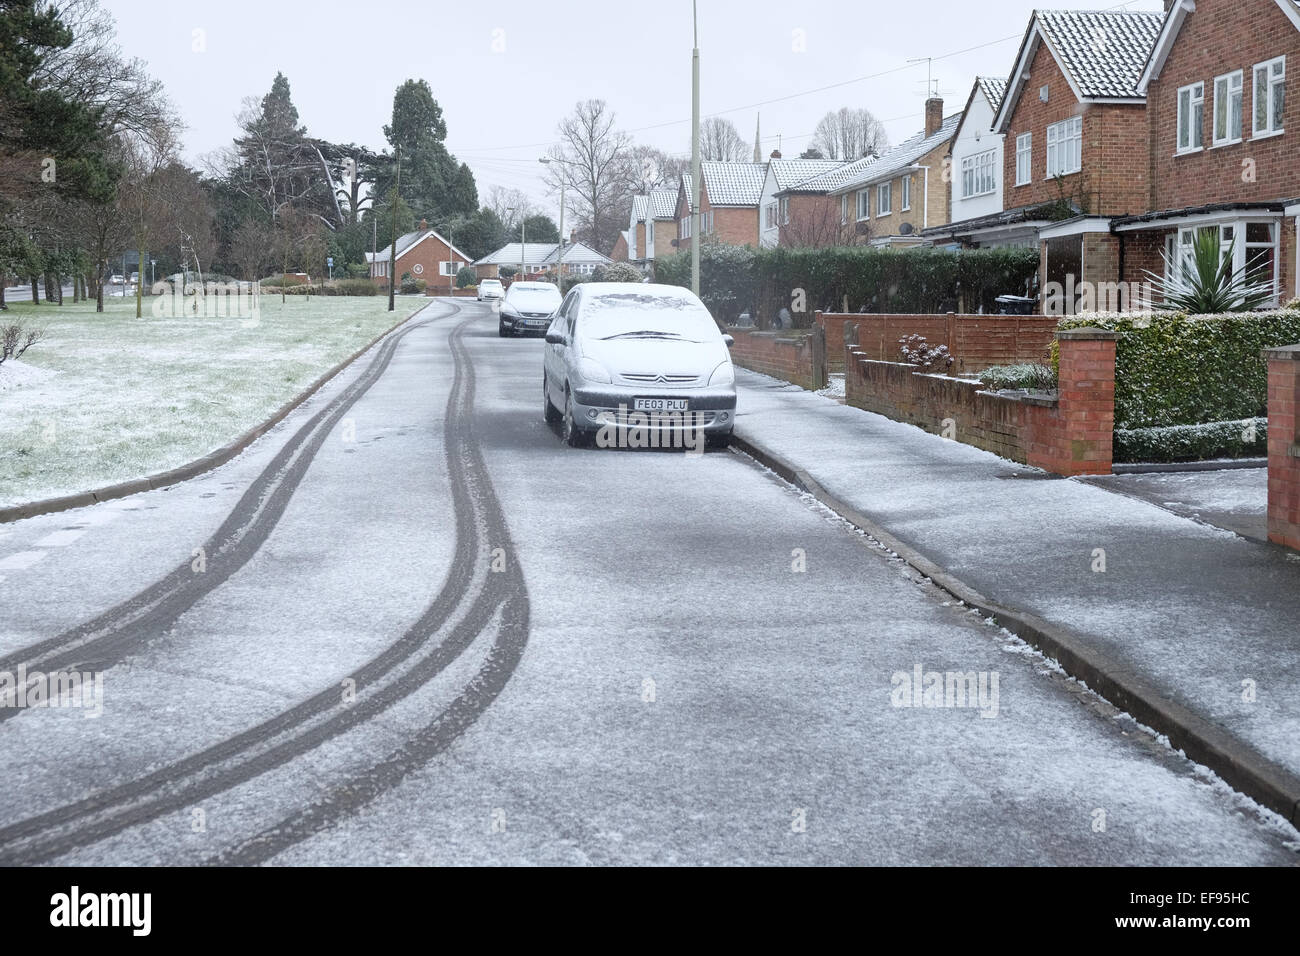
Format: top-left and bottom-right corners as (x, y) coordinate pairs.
(691, 0), (701, 297)
(539, 157), (566, 286)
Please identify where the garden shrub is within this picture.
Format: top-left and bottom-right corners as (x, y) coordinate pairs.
(281, 279), (381, 296)
(1057, 309), (1300, 428)
(1113, 417), (1267, 463)
(978, 363), (1057, 391)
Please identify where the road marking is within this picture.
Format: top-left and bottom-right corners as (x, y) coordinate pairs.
(0, 551), (48, 572)
(35, 529), (86, 548)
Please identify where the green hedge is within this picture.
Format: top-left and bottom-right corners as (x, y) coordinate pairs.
(1057, 310), (1300, 428)
(280, 279), (382, 296)
(1113, 418), (1267, 463)
(654, 244), (1040, 326)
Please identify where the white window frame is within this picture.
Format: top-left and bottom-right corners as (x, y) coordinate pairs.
(841, 194), (849, 225)
(440, 260), (459, 277)
(680, 215), (691, 239)
(1045, 116), (1082, 176)
(1176, 81), (1204, 153)
(856, 189), (870, 221)
(779, 197), (790, 225)
(901, 174), (911, 211)
(1212, 71), (1243, 146)
(877, 181), (891, 216)
(961, 148), (998, 199)
(1253, 56), (1286, 137)
(1168, 220), (1280, 303)
(1015, 132), (1032, 185)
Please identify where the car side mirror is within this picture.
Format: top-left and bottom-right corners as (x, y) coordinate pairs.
(722, 334), (734, 348)
(545, 330), (565, 345)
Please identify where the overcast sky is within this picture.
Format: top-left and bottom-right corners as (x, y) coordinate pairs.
(105, 0), (1164, 215)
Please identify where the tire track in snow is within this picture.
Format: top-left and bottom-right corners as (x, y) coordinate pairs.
(0, 307), (531, 865)
(0, 301), (457, 701)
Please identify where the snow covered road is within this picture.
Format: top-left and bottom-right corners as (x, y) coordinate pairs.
(0, 300), (1295, 865)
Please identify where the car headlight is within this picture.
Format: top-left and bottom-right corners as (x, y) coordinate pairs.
(578, 357), (612, 384)
(708, 361), (735, 387)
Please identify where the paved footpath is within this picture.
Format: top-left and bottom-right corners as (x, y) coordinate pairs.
(733, 370), (1300, 823)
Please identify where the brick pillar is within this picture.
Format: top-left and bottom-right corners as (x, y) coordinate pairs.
(1264, 344), (1300, 550)
(1029, 328), (1118, 476)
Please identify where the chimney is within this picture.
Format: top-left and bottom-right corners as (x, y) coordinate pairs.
(770, 148), (782, 160)
(925, 98), (943, 137)
(419, 218), (428, 232)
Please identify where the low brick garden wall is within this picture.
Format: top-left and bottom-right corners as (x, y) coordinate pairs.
(816, 312), (1058, 375)
(844, 328), (1118, 477)
(726, 328), (821, 391)
(1266, 344), (1300, 550)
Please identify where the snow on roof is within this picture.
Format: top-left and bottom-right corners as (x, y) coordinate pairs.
(784, 155), (878, 194)
(1035, 9), (1163, 99)
(831, 114), (962, 194)
(977, 76), (1008, 112)
(631, 195), (649, 222)
(700, 161), (767, 206)
(649, 188), (678, 219)
(474, 242), (559, 266)
(541, 240), (612, 266)
(366, 227), (471, 264)
(768, 158), (845, 191)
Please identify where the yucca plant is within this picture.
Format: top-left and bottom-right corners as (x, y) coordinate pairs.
(1145, 229), (1275, 313)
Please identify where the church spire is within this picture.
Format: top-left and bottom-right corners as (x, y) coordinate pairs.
(753, 114), (762, 163)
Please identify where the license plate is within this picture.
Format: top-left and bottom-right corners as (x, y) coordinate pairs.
(634, 398), (689, 412)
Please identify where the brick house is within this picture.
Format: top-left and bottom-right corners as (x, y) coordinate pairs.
(474, 240), (612, 279)
(626, 187), (679, 271)
(991, 9), (1163, 311)
(756, 156), (848, 248)
(367, 221), (472, 294)
(611, 230), (630, 263)
(773, 156), (879, 248)
(675, 161), (767, 253)
(1111, 0), (1300, 304)
(923, 77), (1052, 250)
(828, 99), (959, 246)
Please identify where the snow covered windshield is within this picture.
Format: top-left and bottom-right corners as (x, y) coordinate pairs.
(507, 288), (562, 310)
(580, 292), (720, 342)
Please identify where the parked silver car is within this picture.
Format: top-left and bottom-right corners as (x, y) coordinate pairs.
(542, 283), (736, 448)
(499, 281), (562, 337)
(477, 278), (504, 301)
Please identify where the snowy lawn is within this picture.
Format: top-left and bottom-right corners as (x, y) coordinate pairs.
(0, 294), (426, 508)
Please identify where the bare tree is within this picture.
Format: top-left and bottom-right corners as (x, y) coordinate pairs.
(229, 218), (274, 282)
(622, 145), (689, 196)
(780, 198), (852, 249)
(810, 108), (890, 161)
(544, 100), (632, 255)
(485, 186), (538, 233)
(697, 117), (749, 162)
(34, 0), (174, 149)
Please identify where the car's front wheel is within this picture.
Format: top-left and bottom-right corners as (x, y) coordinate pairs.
(498, 320), (509, 337)
(561, 387), (587, 448)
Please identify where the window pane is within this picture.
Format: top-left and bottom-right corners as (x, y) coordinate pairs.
(1256, 68), (1269, 129)
(1273, 80), (1285, 130)
(1246, 222), (1272, 243)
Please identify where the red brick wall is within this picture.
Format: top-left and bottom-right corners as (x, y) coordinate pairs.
(779, 194), (849, 247)
(1146, 0), (1300, 211)
(843, 328), (1117, 476)
(727, 329), (817, 390)
(816, 312), (1059, 374)
(1002, 40), (1149, 216)
(675, 183), (759, 252)
(1266, 345), (1300, 549)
